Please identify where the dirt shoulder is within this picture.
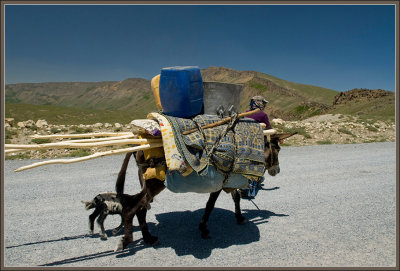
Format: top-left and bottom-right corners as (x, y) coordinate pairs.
(4, 114), (396, 160)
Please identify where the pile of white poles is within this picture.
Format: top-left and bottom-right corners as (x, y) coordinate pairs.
(6, 132), (163, 172)
(6, 121), (276, 173)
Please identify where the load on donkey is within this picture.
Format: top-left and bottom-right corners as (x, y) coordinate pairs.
(113, 66), (295, 251)
(6, 66), (295, 252)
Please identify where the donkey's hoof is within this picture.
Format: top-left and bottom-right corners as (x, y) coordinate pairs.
(236, 216), (247, 225)
(100, 234), (108, 240)
(112, 228), (122, 236)
(200, 229), (210, 239)
(199, 223), (210, 239)
(145, 203), (151, 210)
(88, 230), (94, 235)
(114, 239), (124, 252)
(144, 235), (159, 246)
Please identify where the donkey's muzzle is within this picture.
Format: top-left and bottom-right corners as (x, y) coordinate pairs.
(268, 165), (280, 176)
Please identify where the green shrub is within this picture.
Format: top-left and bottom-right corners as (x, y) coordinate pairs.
(32, 138), (51, 144)
(50, 127), (66, 134)
(280, 142), (292, 147)
(316, 139), (333, 145)
(71, 126), (93, 134)
(366, 125), (379, 132)
(5, 130), (18, 139)
(6, 152), (30, 160)
(338, 127), (354, 136)
(308, 109), (321, 117)
(114, 127), (123, 132)
(65, 149), (91, 157)
(249, 81), (268, 92)
(295, 105), (310, 115)
(274, 124), (311, 139)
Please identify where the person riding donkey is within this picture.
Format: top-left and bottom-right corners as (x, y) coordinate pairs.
(241, 95), (272, 199)
(247, 95), (272, 130)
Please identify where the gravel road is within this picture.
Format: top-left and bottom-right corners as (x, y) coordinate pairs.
(3, 142), (397, 268)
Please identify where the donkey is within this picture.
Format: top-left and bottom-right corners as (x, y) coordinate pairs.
(114, 133), (294, 251)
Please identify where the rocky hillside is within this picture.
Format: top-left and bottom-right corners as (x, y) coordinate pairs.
(5, 67), (395, 123)
(201, 67), (339, 119)
(6, 67), (339, 121)
(333, 88), (393, 105)
(329, 88), (395, 121)
(6, 78), (157, 118)
(5, 113), (395, 160)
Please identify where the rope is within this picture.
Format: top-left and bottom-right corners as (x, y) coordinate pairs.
(249, 199), (261, 210)
(194, 112), (240, 182)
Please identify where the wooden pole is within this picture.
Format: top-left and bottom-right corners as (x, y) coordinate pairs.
(5, 135), (139, 154)
(61, 134), (136, 143)
(5, 138), (161, 150)
(5, 149), (25, 154)
(182, 108), (261, 135)
(14, 142), (164, 172)
(263, 129), (277, 135)
(30, 132), (134, 139)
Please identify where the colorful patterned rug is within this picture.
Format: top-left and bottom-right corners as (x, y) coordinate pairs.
(162, 114), (265, 179)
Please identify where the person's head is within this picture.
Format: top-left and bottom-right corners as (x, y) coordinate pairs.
(250, 95), (268, 110)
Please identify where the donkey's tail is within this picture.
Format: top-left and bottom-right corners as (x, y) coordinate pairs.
(116, 152), (133, 196)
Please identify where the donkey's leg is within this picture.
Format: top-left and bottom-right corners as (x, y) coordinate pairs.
(231, 189), (247, 224)
(115, 187), (155, 250)
(115, 198), (143, 252)
(135, 178), (165, 245)
(136, 208), (159, 245)
(88, 207), (101, 235)
(112, 215), (124, 236)
(97, 211), (108, 240)
(199, 189), (222, 239)
(115, 210), (136, 251)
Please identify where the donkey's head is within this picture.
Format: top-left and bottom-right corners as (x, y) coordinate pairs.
(264, 132), (296, 176)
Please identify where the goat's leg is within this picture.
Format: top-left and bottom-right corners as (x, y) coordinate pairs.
(136, 208), (159, 245)
(199, 190), (222, 239)
(112, 215), (124, 236)
(97, 212), (108, 240)
(232, 189), (247, 224)
(88, 207), (101, 235)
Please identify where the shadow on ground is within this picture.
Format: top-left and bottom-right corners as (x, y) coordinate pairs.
(32, 207), (287, 265)
(117, 207), (288, 259)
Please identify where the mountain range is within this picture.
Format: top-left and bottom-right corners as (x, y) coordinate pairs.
(5, 67), (395, 124)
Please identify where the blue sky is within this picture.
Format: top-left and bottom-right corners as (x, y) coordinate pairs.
(4, 4), (396, 92)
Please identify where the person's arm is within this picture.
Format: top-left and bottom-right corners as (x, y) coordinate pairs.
(263, 114), (272, 129)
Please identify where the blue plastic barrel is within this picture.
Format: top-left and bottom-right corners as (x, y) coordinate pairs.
(159, 66), (204, 118)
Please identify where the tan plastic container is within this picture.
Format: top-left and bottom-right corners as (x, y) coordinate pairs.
(151, 74), (162, 110)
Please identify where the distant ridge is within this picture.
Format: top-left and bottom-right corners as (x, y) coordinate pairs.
(5, 67), (395, 123)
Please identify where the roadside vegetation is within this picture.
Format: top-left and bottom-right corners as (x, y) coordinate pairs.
(5, 102), (141, 125)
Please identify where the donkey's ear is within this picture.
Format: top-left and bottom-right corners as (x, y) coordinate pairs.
(271, 132), (297, 141)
